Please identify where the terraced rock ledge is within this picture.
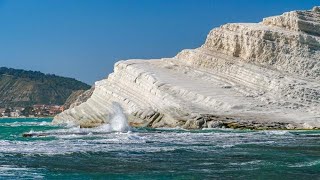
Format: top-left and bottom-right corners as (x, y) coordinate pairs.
(53, 7), (320, 130)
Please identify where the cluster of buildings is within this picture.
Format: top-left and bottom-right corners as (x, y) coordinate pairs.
(0, 105), (64, 118)
(0, 107), (24, 117)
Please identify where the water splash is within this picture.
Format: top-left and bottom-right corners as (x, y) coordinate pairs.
(22, 102), (131, 138)
(109, 102), (130, 132)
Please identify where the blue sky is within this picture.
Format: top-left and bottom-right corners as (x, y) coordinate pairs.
(0, 0), (319, 84)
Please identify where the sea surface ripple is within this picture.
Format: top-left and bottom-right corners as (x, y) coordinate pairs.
(0, 118), (319, 179)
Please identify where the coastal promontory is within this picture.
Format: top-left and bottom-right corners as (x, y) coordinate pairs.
(54, 7), (320, 130)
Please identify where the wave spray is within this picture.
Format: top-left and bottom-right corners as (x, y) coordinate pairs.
(109, 102), (130, 132)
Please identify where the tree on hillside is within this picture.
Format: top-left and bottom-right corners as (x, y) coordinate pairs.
(21, 107), (35, 117)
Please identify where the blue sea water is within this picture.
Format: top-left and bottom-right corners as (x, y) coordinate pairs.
(0, 118), (319, 179)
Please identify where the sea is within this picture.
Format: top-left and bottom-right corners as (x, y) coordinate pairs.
(0, 117), (319, 179)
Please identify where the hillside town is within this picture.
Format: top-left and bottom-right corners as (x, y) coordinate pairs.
(0, 105), (64, 118)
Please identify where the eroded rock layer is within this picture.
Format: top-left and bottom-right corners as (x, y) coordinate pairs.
(54, 7), (320, 129)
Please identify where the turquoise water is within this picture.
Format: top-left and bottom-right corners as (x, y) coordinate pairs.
(0, 118), (320, 179)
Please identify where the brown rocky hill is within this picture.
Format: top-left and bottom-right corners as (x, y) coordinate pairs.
(0, 67), (91, 107)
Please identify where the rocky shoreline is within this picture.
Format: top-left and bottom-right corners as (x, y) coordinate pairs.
(181, 114), (318, 130)
(127, 113), (318, 130)
(75, 111), (319, 130)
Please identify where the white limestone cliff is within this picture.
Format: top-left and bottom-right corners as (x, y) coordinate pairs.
(53, 7), (320, 129)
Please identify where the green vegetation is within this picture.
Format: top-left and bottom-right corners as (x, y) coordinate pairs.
(0, 67), (91, 107)
(21, 106), (35, 116)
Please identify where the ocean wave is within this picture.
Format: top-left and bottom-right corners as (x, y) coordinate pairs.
(0, 121), (53, 127)
(260, 130), (293, 136)
(229, 160), (264, 166)
(289, 160), (320, 168)
(155, 127), (189, 131)
(0, 165), (44, 178)
(0, 122), (317, 158)
(23, 125), (134, 139)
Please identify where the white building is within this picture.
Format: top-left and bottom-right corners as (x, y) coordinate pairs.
(10, 111), (21, 117)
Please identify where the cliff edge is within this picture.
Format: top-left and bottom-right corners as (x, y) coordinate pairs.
(53, 7), (320, 130)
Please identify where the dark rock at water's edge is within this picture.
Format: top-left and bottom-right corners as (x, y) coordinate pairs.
(22, 131), (106, 138)
(129, 112), (318, 130)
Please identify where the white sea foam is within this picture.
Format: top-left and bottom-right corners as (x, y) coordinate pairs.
(155, 127), (189, 131)
(0, 121), (52, 127)
(262, 130), (292, 136)
(289, 160), (320, 168)
(229, 160), (264, 166)
(0, 165), (44, 178)
(3, 119), (316, 159)
(94, 123), (112, 132)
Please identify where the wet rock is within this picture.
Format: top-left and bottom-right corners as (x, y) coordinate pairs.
(207, 121), (223, 128)
(285, 124), (295, 130)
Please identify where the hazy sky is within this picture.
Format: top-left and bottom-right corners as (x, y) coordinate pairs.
(0, 0), (319, 84)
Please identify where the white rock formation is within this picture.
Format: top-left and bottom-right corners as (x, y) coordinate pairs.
(54, 7), (320, 129)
